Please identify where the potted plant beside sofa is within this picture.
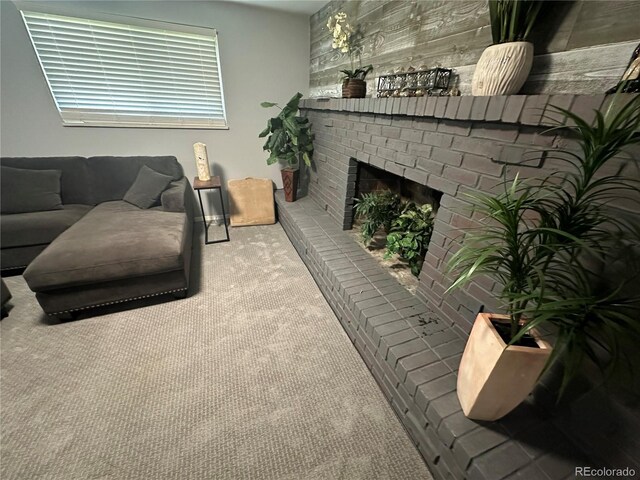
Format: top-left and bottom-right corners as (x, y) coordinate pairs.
(472, 0), (544, 95)
(447, 95), (640, 420)
(260, 92), (313, 202)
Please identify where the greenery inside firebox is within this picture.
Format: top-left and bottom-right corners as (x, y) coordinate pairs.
(354, 191), (434, 276)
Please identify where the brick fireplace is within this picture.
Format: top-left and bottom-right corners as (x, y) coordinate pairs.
(275, 94), (639, 480)
(301, 94), (637, 334)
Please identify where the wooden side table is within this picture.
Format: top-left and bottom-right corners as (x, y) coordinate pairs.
(193, 176), (230, 244)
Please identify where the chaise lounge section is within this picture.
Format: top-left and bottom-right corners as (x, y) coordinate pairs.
(1, 156), (194, 318)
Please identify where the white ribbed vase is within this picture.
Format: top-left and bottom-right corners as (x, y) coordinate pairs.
(472, 42), (533, 96)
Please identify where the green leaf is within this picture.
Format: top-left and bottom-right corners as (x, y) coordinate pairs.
(266, 153), (278, 165)
(258, 126), (271, 138)
(283, 115), (301, 136)
(285, 92), (303, 112)
(261, 101), (277, 108)
(302, 152), (311, 166)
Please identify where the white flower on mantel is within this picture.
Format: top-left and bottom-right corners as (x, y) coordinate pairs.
(327, 12), (352, 53)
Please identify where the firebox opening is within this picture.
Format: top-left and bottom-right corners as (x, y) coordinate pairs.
(348, 162), (443, 294)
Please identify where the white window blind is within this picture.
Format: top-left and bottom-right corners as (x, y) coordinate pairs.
(21, 10), (227, 128)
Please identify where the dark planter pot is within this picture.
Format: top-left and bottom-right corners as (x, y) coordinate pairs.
(342, 78), (366, 98)
(281, 167), (299, 202)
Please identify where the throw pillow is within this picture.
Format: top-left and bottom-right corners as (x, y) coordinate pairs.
(1, 166), (63, 214)
(123, 165), (174, 209)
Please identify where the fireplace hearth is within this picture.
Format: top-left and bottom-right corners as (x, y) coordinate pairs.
(279, 94), (639, 480)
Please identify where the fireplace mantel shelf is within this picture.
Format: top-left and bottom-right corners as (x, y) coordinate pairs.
(300, 94), (638, 128)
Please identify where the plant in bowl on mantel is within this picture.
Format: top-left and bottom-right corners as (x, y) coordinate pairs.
(447, 94), (640, 421)
(472, 0), (544, 95)
(260, 92), (313, 202)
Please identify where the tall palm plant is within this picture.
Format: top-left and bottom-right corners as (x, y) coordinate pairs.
(448, 94), (640, 392)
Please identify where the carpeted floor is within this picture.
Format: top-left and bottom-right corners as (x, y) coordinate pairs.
(1, 224), (432, 480)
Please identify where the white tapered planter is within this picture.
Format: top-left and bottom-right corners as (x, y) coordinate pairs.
(457, 313), (552, 421)
(472, 42), (534, 96)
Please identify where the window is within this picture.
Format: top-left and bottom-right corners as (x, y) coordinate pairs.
(21, 10), (227, 128)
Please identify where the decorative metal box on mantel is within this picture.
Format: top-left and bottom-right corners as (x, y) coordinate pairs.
(377, 67), (452, 97)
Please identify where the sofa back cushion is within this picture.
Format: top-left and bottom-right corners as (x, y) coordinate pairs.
(86, 156), (183, 204)
(0, 157), (92, 205)
(1, 166), (64, 214)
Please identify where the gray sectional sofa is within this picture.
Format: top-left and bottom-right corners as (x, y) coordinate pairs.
(1, 156), (194, 318)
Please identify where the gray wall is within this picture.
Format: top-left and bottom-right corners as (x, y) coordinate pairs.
(310, 0), (640, 97)
(0, 0), (310, 218)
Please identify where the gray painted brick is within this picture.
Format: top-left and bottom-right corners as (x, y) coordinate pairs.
(377, 146), (397, 161)
(395, 152), (417, 167)
(434, 97), (448, 118)
(444, 96), (461, 119)
(355, 295), (390, 314)
(371, 135), (387, 147)
(501, 95), (527, 123)
(423, 175), (458, 196)
(374, 113), (392, 125)
(438, 120), (470, 136)
(422, 131), (454, 148)
(415, 373), (457, 406)
(452, 425), (511, 470)
(521, 95), (549, 125)
(445, 353), (462, 372)
(404, 167), (429, 185)
(486, 96), (507, 121)
(365, 310), (402, 332)
(456, 95), (474, 120)
(397, 349), (439, 383)
(544, 94), (575, 125)
(498, 145), (545, 168)
(417, 158), (444, 176)
(365, 123), (383, 135)
(431, 147), (462, 167)
(361, 302), (395, 321)
(400, 128), (424, 143)
(452, 135), (502, 159)
(385, 161), (405, 177)
(415, 96), (428, 116)
(398, 97), (411, 115)
(386, 138), (408, 152)
(387, 98), (397, 115)
(504, 463), (552, 480)
(387, 337), (430, 368)
(412, 117), (438, 131)
(443, 165), (478, 187)
(425, 96), (437, 116)
(468, 441), (532, 480)
(568, 94), (604, 127)
(408, 142), (433, 157)
(370, 155), (386, 169)
(438, 411), (480, 447)
(381, 125), (401, 139)
(426, 391), (462, 427)
(405, 362), (451, 396)
(406, 98), (419, 116)
(462, 153), (504, 177)
(470, 96), (490, 120)
(433, 339), (465, 359)
(472, 123), (519, 142)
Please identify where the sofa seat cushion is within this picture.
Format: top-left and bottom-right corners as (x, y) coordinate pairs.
(24, 201), (189, 292)
(0, 205), (92, 248)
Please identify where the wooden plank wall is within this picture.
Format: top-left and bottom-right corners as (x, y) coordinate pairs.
(310, 0), (640, 97)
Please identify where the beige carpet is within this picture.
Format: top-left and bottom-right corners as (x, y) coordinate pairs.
(1, 224), (432, 480)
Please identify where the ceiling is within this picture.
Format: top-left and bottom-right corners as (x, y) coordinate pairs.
(224, 0), (328, 16)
